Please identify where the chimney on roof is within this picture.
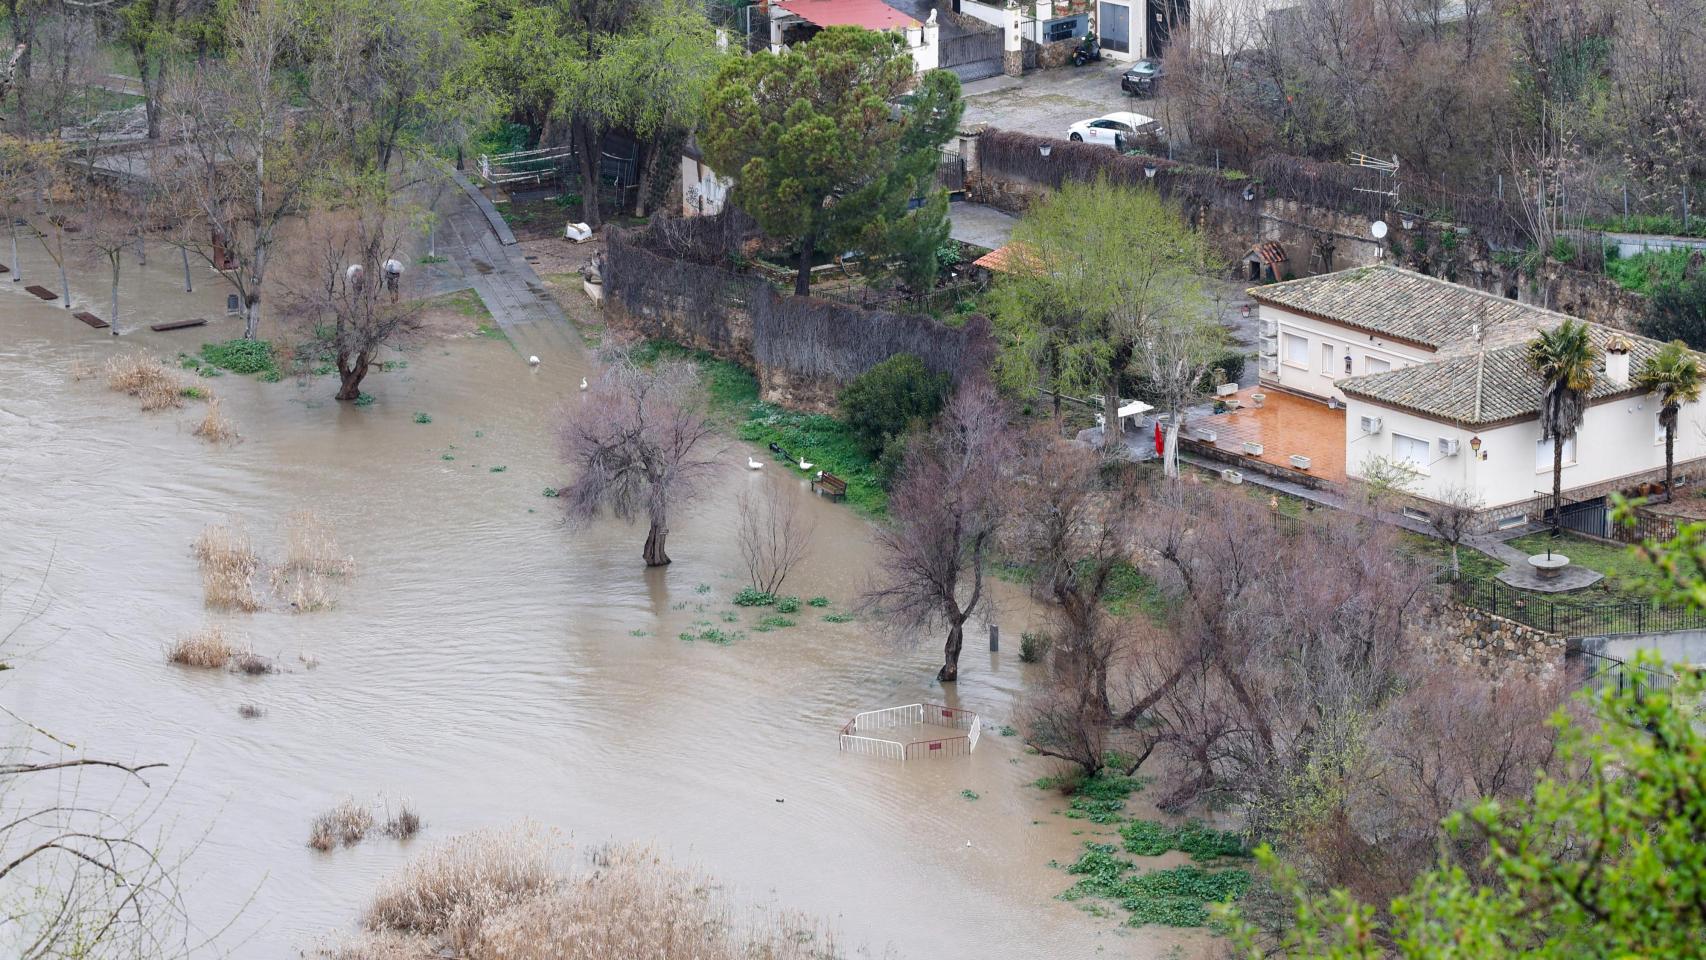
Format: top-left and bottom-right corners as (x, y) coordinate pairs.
(1606, 335), (1632, 388)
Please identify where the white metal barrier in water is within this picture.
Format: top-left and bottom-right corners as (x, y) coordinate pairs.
(839, 703), (982, 761)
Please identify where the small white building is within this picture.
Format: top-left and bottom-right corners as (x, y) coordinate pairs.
(1248, 265), (1706, 527)
(763, 0), (940, 71)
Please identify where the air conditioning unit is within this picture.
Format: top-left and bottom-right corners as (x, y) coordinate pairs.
(1243, 441), (1264, 455)
(1289, 454), (1312, 470)
(1261, 319), (1278, 337)
(1260, 357), (1279, 374)
(1438, 437), (1460, 456)
(1359, 416), (1383, 435)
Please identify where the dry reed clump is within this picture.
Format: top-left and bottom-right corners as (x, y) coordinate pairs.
(363, 824), (560, 951)
(193, 523), (263, 612)
(270, 511), (353, 611)
(357, 828), (841, 960)
(237, 702), (265, 719)
(194, 397), (240, 444)
(381, 801), (423, 840)
(167, 623), (239, 668)
(471, 845), (842, 960)
(309, 799), (377, 852)
(230, 651), (276, 675)
(68, 358), (95, 381)
(306, 931), (425, 960)
(106, 354), (185, 410)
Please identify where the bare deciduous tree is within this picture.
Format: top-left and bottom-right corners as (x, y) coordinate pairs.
(735, 484), (815, 596)
(1428, 483), (1484, 579)
(557, 353), (722, 567)
(283, 196), (424, 401)
(863, 378), (1011, 682)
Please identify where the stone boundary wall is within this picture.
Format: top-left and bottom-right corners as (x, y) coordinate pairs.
(1428, 603), (1566, 678)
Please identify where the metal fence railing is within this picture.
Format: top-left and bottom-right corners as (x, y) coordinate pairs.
(839, 703), (982, 761)
(1577, 648), (1680, 697)
(1453, 578), (1706, 639)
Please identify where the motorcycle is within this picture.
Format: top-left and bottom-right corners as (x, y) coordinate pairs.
(1071, 36), (1101, 67)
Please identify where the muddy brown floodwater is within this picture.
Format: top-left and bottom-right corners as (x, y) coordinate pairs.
(0, 242), (1208, 959)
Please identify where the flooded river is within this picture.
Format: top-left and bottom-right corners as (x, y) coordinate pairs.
(0, 242), (1205, 959)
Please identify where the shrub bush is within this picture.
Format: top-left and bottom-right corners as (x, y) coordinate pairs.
(839, 354), (949, 459)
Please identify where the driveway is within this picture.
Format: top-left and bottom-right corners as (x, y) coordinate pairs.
(962, 61), (1174, 139)
(947, 201), (1018, 250)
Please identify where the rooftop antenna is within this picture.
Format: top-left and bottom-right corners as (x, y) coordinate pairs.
(1347, 152), (1401, 212)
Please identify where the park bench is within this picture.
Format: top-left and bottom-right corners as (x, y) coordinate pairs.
(812, 471), (848, 501)
(73, 311), (108, 329)
(150, 318), (208, 332)
(25, 285), (56, 300)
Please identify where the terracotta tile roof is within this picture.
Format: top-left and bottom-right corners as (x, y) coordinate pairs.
(1338, 324), (1679, 426)
(1248, 264), (1574, 351)
(971, 243), (1043, 274)
(772, 0), (919, 31)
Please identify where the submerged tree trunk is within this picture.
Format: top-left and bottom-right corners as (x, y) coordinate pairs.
(336, 352), (371, 401)
(181, 245), (193, 292)
(939, 617), (965, 682)
(9, 217), (20, 282)
(109, 262), (119, 335)
(643, 519), (671, 566)
(794, 231), (815, 297)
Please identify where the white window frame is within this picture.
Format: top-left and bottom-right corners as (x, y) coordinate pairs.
(1392, 432), (1431, 473)
(1321, 343), (1336, 378)
(1535, 434), (1578, 473)
(1365, 356), (1392, 375)
(1283, 333), (1309, 369)
(1657, 413), (1669, 446)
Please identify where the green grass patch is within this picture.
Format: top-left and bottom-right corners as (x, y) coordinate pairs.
(822, 612), (854, 623)
(719, 610), (740, 623)
(1058, 844), (1250, 928)
(180, 385), (208, 400)
(808, 596), (830, 607)
(994, 559), (1166, 620)
(629, 629), (649, 637)
(1120, 819), (1248, 860)
(199, 339), (278, 377)
(732, 587), (777, 607)
(381, 359), (409, 372)
(1510, 531), (1655, 593)
(1604, 247), (1694, 294)
(631, 340), (888, 514)
(679, 626), (742, 645)
(775, 596), (800, 613)
(960, 789), (980, 800)
(489, 465), (507, 473)
(756, 614), (795, 629)
(414, 412), (432, 424)
(1038, 768), (1151, 824)
(426, 288), (490, 320)
(998, 725), (1018, 737)
(353, 393), (376, 407)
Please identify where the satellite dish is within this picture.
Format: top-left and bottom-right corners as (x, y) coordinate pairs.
(1370, 220), (1389, 239)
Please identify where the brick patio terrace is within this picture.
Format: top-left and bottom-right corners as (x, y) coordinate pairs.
(1187, 386), (1347, 484)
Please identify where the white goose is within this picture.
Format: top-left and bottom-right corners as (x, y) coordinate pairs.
(579, 376), (588, 390)
(798, 456), (814, 471)
(528, 355), (540, 366)
(747, 456), (764, 470)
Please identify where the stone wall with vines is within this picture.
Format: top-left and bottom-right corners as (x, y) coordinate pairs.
(604, 219), (992, 410)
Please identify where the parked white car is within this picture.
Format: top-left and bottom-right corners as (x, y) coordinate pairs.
(1066, 112), (1162, 149)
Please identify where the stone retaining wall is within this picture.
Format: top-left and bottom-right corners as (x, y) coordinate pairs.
(1428, 603), (1566, 678)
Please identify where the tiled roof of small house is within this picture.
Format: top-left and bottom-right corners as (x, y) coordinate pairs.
(1337, 323), (1679, 426)
(1248, 264), (1573, 351)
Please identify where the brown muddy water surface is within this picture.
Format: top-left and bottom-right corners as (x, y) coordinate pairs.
(0, 246), (1206, 959)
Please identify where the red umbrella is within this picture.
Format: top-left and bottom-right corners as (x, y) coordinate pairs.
(1154, 421), (1165, 456)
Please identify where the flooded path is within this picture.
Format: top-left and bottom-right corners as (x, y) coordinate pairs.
(0, 239), (1205, 959)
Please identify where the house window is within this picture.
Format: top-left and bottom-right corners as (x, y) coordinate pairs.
(1283, 333), (1309, 368)
(1393, 433), (1430, 471)
(1321, 343), (1335, 377)
(1366, 357), (1392, 374)
(1657, 414), (1669, 445)
(1535, 435), (1578, 471)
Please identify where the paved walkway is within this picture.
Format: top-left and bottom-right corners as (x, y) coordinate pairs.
(436, 180), (585, 363)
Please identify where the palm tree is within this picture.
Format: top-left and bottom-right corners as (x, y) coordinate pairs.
(1635, 340), (1704, 503)
(1526, 320), (1599, 534)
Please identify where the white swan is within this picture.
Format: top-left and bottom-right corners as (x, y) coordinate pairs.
(528, 355), (540, 366)
(579, 376), (588, 390)
(747, 456), (763, 470)
(798, 456), (814, 471)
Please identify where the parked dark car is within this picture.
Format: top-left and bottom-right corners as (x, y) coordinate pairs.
(1121, 59), (1164, 97)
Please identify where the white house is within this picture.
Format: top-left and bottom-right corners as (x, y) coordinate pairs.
(1245, 265), (1706, 526)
